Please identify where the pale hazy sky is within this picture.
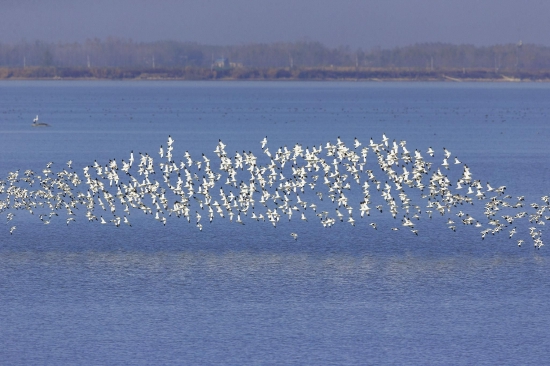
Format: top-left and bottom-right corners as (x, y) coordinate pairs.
(1, 0), (547, 48)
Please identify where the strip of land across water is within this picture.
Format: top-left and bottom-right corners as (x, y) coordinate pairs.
(0, 66), (548, 81)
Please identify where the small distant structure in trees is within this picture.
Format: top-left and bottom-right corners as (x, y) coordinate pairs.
(212, 57), (242, 70)
(213, 58), (229, 69)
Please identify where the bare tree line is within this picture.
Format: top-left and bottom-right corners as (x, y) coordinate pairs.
(0, 39), (547, 71)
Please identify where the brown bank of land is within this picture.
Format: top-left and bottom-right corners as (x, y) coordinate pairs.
(1, 66), (549, 81)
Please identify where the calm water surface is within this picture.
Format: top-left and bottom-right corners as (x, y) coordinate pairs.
(0, 81), (549, 365)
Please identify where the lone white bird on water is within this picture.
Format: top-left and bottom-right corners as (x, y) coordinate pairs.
(31, 115), (50, 127)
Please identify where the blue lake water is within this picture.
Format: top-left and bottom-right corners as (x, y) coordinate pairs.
(1, 81), (550, 365)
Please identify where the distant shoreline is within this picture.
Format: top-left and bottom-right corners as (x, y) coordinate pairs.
(1, 66), (549, 82)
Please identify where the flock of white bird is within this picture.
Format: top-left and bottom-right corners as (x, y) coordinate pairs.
(1, 134), (548, 249)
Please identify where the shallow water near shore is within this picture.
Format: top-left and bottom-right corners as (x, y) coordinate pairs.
(1, 81), (550, 365)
